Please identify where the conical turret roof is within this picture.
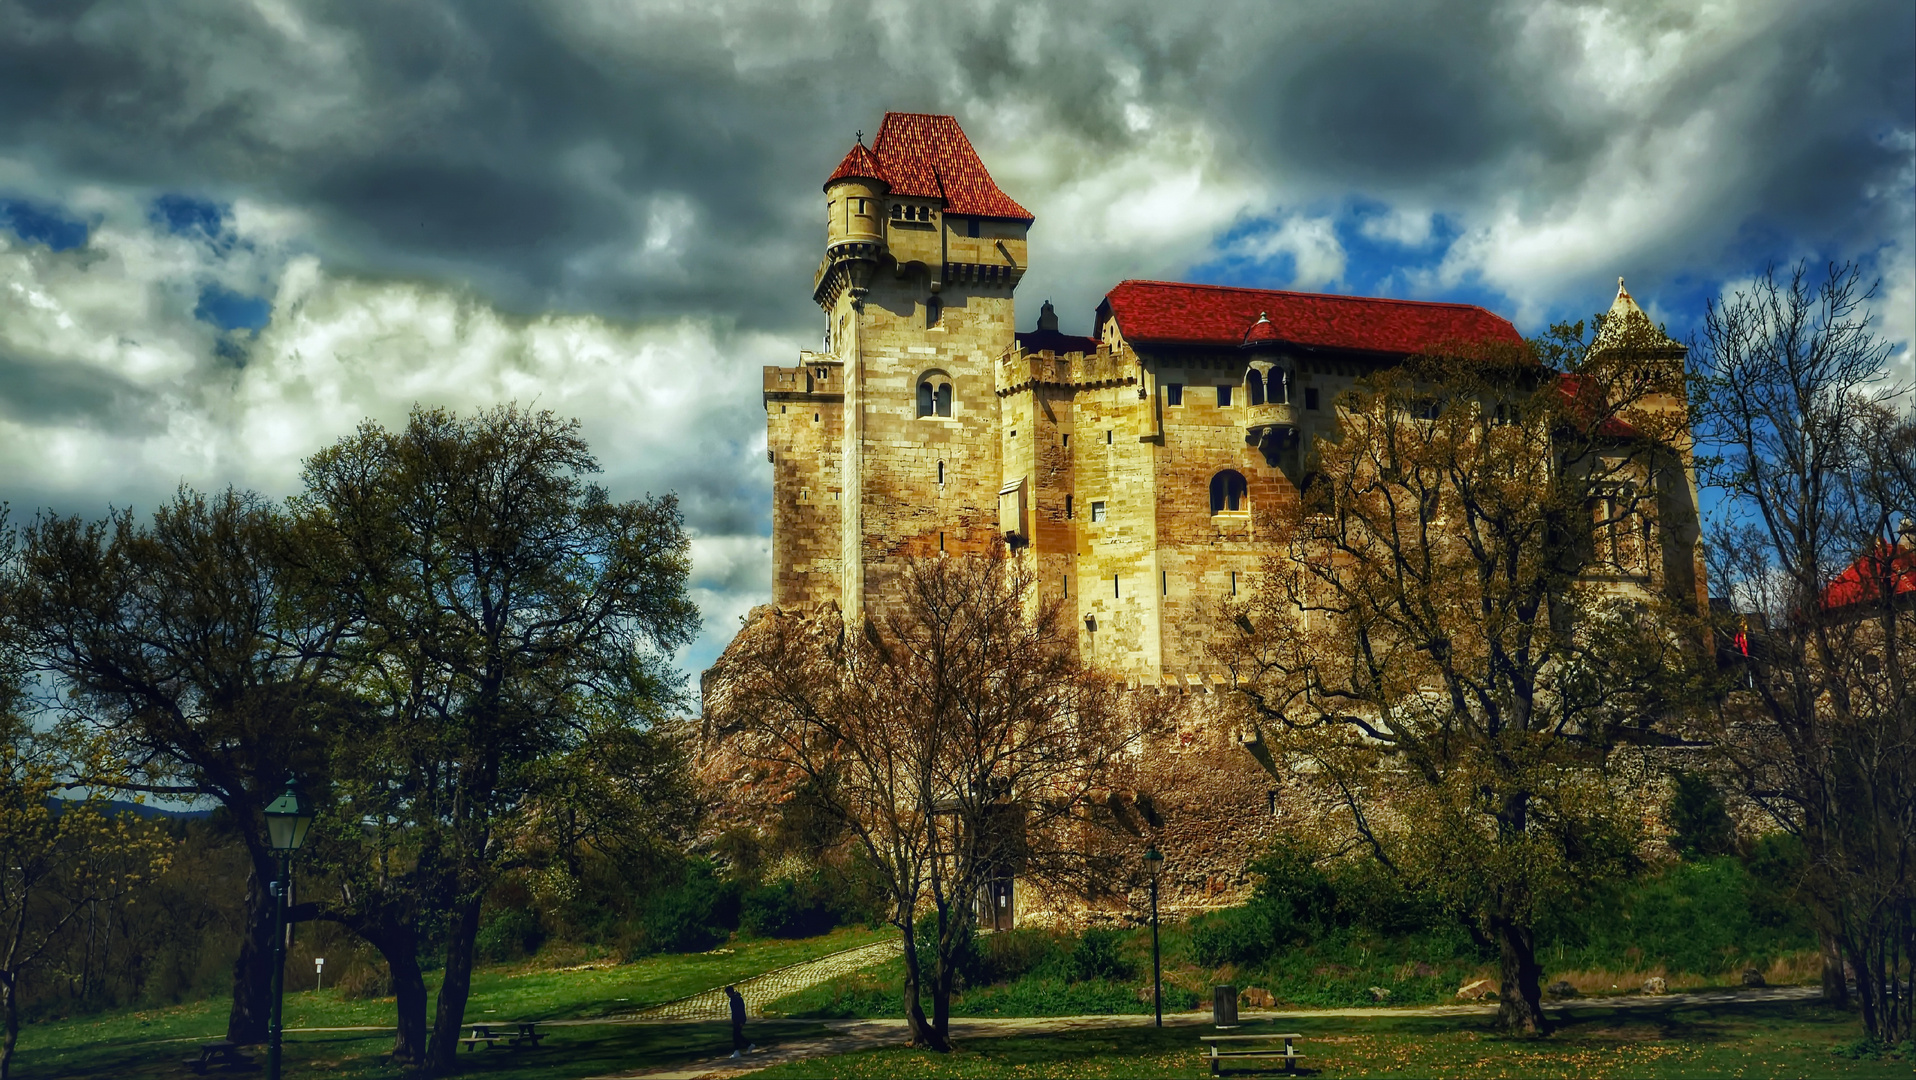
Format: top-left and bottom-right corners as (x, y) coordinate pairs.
(1593, 277), (1682, 353)
(824, 141), (887, 190)
(1241, 311), (1282, 347)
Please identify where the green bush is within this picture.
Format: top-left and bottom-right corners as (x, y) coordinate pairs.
(1067, 928), (1134, 982)
(637, 861), (741, 954)
(475, 907), (545, 962)
(741, 873), (840, 939)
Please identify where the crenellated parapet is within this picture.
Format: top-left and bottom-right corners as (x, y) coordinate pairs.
(763, 355), (845, 404)
(994, 343), (1138, 397)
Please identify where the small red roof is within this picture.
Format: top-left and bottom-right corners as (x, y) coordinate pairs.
(1101, 280), (1523, 355)
(820, 113), (1033, 221)
(1823, 541), (1916, 610)
(825, 142), (886, 188)
(1242, 312), (1281, 346)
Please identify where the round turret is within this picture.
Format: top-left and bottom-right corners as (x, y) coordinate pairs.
(824, 141), (889, 256)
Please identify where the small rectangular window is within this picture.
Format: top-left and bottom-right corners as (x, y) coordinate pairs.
(1105, 429), (1113, 445)
(1217, 385), (1234, 407)
(1010, 430), (1017, 438)
(966, 217), (980, 238)
(1091, 501), (1107, 522)
(1305, 387), (1320, 411)
(1164, 383), (1184, 406)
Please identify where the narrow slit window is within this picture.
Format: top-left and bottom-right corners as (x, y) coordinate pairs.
(1062, 573), (1068, 595)
(937, 460), (945, 485)
(1231, 570), (1238, 595)
(1114, 574), (1120, 598)
(1105, 429), (1113, 445)
(1161, 571), (1168, 595)
(1062, 433), (1071, 446)
(1065, 494), (1074, 518)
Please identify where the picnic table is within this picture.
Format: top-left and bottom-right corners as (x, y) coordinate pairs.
(1199, 1032), (1304, 1075)
(459, 1020), (545, 1051)
(181, 1039), (255, 1073)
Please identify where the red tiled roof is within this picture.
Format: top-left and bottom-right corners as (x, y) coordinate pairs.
(1242, 312), (1281, 346)
(1823, 542), (1916, 610)
(1100, 280), (1523, 355)
(862, 113), (1033, 222)
(825, 142), (886, 187)
(1555, 373), (1644, 439)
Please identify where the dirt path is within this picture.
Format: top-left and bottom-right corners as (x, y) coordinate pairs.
(600, 984), (1823, 1080)
(628, 938), (903, 1022)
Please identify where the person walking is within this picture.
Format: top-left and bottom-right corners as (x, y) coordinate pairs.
(726, 984), (754, 1058)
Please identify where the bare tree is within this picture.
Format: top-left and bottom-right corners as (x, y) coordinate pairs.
(705, 549), (1166, 1050)
(1218, 328), (1700, 1033)
(1691, 261), (1915, 1045)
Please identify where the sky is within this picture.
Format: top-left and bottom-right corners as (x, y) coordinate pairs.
(1, 0), (1911, 687)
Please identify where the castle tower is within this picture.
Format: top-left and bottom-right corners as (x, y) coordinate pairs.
(767, 114), (1033, 620)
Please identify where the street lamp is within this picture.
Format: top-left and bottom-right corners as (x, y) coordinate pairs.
(1143, 846), (1164, 1028)
(263, 784), (313, 1080)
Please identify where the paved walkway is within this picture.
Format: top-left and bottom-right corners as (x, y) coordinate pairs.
(631, 938), (903, 1021)
(601, 984), (1823, 1080)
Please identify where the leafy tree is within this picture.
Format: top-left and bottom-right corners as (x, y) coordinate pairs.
(294, 404), (697, 1072)
(1666, 771), (1737, 860)
(1690, 261), (1915, 1044)
(706, 550), (1168, 1050)
(16, 489), (341, 1044)
(1217, 326), (1699, 1033)
(0, 721), (170, 1079)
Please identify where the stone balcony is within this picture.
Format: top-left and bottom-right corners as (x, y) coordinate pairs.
(1244, 401), (1298, 465)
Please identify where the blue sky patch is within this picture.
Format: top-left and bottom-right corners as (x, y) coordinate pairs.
(0, 198), (88, 251)
(194, 284), (271, 332)
(152, 194), (227, 240)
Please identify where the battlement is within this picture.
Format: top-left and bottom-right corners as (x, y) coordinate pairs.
(995, 343), (1136, 397)
(764, 356), (845, 402)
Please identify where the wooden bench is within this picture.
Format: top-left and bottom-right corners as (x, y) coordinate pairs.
(181, 1040), (255, 1073)
(459, 1020), (545, 1050)
(1200, 1033), (1304, 1075)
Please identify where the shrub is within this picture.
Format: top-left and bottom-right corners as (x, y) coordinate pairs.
(1668, 771), (1738, 860)
(335, 957), (394, 1000)
(638, 861), (741, 954)
(1068, 928), (1135, 982)
(741, 874), (840, 939)
(1190, 904), (1282, 969)
(976, 928), (1062, 984)
(476, 907), (545, 962)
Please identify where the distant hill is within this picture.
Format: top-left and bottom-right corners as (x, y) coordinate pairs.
(47, 798), (213, 821)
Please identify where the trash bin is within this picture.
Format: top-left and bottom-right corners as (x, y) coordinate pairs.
(1213, 984), (1238, 1028)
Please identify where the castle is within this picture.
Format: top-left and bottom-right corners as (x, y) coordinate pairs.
(725, 112), (1704, 922)
(761, 112), (1702, 685)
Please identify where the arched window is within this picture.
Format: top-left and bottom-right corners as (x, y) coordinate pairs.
(1210, 470), (1247, 514)
(1272, 368), (1290, 405)
(926, 295), (943, 329)
(917, 371), (953, 418)
(1247, 369), (1265, 407)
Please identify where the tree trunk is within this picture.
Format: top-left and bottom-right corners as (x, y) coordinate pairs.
(388, 944), (429, 1065)
(1820, 929), (1849, 1007)
(226, 863), (276, 1044)
(2, 970), (18, 1080)
(425, 895), (484, 1074)
(898, 919), (941, 1051)
(1493, 917), (1550, 1035)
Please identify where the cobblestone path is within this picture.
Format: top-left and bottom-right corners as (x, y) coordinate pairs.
(633, 938), (902, 1021)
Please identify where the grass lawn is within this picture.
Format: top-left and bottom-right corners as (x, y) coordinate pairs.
(752, 1001), (1907, 1079)
(8, 924), (886, 1078)
(15, 1019), (833, 1079)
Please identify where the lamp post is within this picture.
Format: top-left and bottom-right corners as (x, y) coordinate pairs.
(1144, 846), (1163, 1028)
(263, 784), (313, 1080)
